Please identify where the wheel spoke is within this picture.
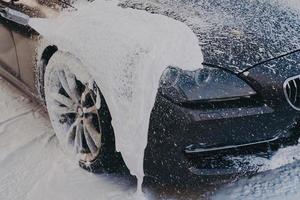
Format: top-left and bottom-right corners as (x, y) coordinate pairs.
(58, 70), (73, 99)
(81, 86), (90, 103)
(66, 118), (80, 145)
(95, 88), (101, 109)
(83, 124), (98, 155)
(89, 85), (101, 110)
(83, 105), (98, 114)
(74, 121), (83, 153)
(65, 71), (80, 101)
(50, 105), (76, 115)
(49, 92), (74, 108)
(80, 153), (95, 162)
(83, 117), (101, 148)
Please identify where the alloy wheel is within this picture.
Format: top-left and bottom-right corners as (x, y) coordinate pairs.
(47, 69), (102, 162)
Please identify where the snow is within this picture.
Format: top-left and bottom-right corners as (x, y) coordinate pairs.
(277, 0), (300, 12)
(0, 78), (152, 200)
(213, 146), (300, 200)
(227, 140), (300, 173)
(16, 0), (59, 17)
(29, 0), (203, 193)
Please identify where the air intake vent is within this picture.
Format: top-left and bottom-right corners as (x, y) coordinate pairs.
(284, 75), (300, 111)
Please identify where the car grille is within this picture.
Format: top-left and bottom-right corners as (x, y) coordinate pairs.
(284, 75), (300, 111)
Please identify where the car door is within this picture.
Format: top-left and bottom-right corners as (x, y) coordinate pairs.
(12, 27), (38, 90)
(0, 1), (39, 92)
(0, 16), (19, 77)
(1, 0), (58, 92)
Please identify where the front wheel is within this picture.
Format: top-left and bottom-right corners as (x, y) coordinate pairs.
(44, 51), (126, 173)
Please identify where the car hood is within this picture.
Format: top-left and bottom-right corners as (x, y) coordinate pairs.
(119, 0), (300, 73)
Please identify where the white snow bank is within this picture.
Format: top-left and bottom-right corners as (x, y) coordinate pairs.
(228, 141), (300, 173)
(29, 0), (203, 191)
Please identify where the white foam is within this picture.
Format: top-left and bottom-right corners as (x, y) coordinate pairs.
(29, 0), (203, 192)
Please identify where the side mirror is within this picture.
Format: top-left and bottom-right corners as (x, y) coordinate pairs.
(0, 7), (29, 26)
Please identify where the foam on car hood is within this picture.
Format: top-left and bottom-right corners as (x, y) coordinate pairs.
(29, 0), (203, 195)
(119, 0), (300, 73)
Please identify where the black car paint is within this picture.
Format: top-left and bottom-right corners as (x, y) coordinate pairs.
(144, 50), (300, 183)
(120, 0), (300, 72)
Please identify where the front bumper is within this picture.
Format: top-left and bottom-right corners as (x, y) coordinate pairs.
(144, 51), (300, 184)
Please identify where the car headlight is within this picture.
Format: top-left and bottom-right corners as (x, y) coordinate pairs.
(159, 66), (256, 103)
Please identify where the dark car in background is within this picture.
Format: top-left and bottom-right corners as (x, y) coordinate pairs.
(0, 0), (300, 185)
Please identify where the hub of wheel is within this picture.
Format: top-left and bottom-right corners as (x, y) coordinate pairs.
(77, 106), (83, 118)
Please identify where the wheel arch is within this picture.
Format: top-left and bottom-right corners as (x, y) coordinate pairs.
(36, 45), (58, 104)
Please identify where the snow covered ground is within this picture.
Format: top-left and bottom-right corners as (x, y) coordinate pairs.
(0, 78), (142, 200)
(213, 159), (300, 200)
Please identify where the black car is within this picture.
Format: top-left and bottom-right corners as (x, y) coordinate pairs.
(0, 0), (300, 185)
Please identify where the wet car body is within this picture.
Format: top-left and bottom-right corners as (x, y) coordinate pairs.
(0, 0), (300, 184)
(140, 0), (300, 183)
(145, 51), (300, 184)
